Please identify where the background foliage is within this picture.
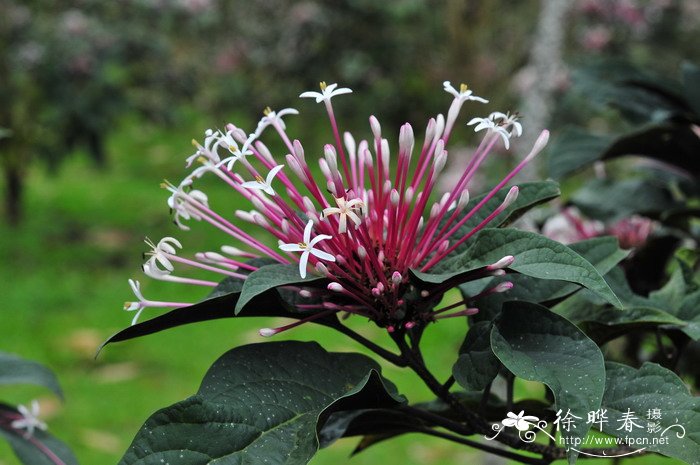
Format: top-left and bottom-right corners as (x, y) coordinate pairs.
(1, 0), (699, 464)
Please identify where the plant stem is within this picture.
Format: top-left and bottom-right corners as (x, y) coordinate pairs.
(335, 323), (407, 367)
(400, 405), (473, 435)
(418, 428), (549, 465)
(442, 375), (455, 390)
(390, 332), (564, 462)
(506, 371), (515, 411)
(479, 380), (493, 414)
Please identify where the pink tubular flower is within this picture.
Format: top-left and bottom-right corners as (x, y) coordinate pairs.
(542, 207), (654, 249)
(606, 215), (655, 249)
(124, 81), (549, 331)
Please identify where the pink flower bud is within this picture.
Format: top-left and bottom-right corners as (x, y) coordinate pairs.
(502, 186), (519, 208)
(293, 139), (305, 162)
(390, 189), (400, 206)
(487, 255), (515, 270)
(425, 117), (436, 142)
(492, 281), (514, 293)
(524, 130), (549, 163)
(357, 245), (367, 259)
(369, 115), (381, 139)
(259, 328), (278, 337)
(315, 263), (329, 276)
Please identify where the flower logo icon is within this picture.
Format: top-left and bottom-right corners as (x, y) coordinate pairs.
(502, 411), (540, 432)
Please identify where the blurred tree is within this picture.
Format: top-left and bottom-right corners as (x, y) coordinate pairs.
(0, 0), (211, 224)
(2, 0), (698, 225)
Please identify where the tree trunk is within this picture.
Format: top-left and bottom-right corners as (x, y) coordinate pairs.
(4, 164), (23, 226)
(517, 0), (573, 180)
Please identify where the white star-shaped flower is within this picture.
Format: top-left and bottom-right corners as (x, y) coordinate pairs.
(279, 220), (335, 278)
(186, 128), (222, 168)
(124, 279), (148, 325)
(502, 411), (539, 432)
(443, 81), (489, 103)
(165, 182), (209, 230)
(255, 107), (299, 136)
(144, 237), (182, 272)
(489, 111), (523, 137)
(467, 116), (514, 149)
(299, 82), (352, 104)
(217, 132), (256, 171)
(241, 164), (284, 196)
(11, 400), (47, 438)
(322, 196), (365, 233)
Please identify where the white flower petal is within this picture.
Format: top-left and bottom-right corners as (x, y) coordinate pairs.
(279, 243), (304, 252)
(298, 251), (310, 278)
(299, 91), (322, 99)
(241, 181), (264, 190)
(308, 234), (332, 247)
(310, 249), (336, 262)
(302, 220), (314, 244)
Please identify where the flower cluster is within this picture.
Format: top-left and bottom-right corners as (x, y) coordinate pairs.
(124, 80), (548, 335)
(542, 206), (654, 249)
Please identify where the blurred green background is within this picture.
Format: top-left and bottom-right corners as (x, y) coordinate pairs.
(1, 1), (699, 464)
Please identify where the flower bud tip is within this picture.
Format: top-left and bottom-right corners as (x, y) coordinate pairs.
(259, 328), (277, 337)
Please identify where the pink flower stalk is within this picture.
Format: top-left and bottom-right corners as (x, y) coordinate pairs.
(124, 81), (549, 333)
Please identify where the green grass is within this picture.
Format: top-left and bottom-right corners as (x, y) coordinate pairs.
(0, 113), (683, 465)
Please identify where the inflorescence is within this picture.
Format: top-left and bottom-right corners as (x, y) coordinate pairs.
(124, 81), (549, 335)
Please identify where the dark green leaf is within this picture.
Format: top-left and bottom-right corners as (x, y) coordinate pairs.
(452, 322), (500, 391)
(549, 127), (700, 182)
(603, 124), (700, 177)
(0, 404), (77, 465)
(441, 181), (561, 257)
(556, 303), (686, 345)
(463, 237), (628, 322)
(601, 362), (700, 463)
(682, 61), (700, 116)
(547, 128), (614, 179)
(604, 266), (700, 341)
(667, 290), (700, 340)
(572, 178), (676, 222)
(100, 285), (338, 350)
(0, 353), (63, 399)
(416, 229), (622, 308)
(491, 302), (606, 463)
(205, 258), (278, 299)
(649, 267), (687, 312)
(205, 276), (245, 299)
(552, 267), (686, 343)
(320, 409), (422, 449)
(571, 61), (687, 124)
(235, 264), (327, 313)
(120, 342), (403, 465)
